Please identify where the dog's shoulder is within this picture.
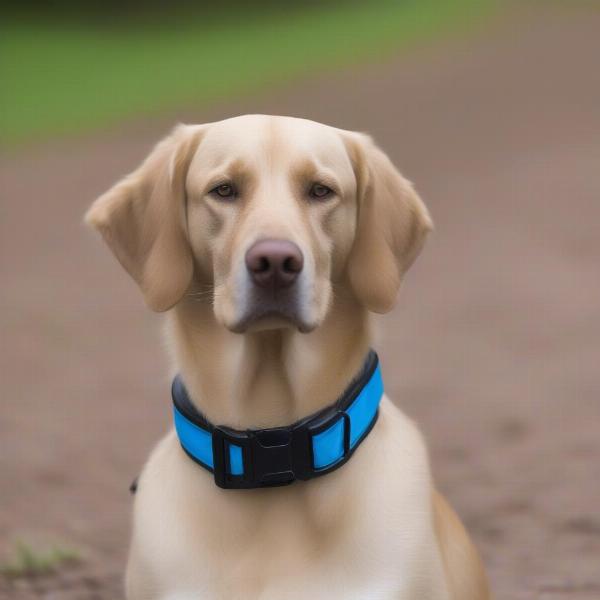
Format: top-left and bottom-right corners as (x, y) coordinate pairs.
(433, 491), (491, 600)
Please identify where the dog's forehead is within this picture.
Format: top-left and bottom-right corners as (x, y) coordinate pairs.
(191, 115), (352, 173)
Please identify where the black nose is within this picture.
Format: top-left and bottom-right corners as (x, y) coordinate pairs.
(245, 239), (304, 288)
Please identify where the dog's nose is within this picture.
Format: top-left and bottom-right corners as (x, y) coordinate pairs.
(245, 239), (304, 288)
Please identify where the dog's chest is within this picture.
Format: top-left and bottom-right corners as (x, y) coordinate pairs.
(148, 506), (432, 600)
(180, 499), (411, 598)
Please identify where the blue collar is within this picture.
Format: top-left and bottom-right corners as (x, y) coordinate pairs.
(172, 351), (383, 489)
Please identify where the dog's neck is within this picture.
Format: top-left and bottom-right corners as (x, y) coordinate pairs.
(167, 295), (371, 429)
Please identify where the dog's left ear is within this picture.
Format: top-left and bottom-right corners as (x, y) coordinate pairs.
(343, 132), (433, 313)
(85, 125), (204, 312)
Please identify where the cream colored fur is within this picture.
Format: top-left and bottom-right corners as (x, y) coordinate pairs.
(86, 115), (490, 600)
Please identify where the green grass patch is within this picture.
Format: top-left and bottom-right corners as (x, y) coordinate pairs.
(0, 540), (81, 579)
(1, 0), (496, 146)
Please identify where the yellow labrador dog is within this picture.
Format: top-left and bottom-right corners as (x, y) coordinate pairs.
(86, 115), (489, 600)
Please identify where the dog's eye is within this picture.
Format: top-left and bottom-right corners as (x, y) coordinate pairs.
(210, 183), (236, 199)
(309, 183), (334, 200)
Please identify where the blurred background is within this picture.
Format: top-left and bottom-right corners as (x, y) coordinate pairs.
(1, 1), (599, 598)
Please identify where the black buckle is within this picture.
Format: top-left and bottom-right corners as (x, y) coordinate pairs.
(211, 409), (353, 489)
(305, 410), (351, 473)
(212, 424), (313, 489)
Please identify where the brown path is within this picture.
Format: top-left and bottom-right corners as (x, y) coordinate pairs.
(1, 5), (599, 599)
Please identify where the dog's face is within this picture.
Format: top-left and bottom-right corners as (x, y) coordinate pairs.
(86, 115), (431, 332)
(185, 116), (359, 333)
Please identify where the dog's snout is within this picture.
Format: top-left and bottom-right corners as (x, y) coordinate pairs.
(245, 239), (304, 288)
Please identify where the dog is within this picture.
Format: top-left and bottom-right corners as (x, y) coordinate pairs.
(86, 115), (490, 599)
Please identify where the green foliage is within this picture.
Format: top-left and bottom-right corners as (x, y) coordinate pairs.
(0, 541), (81, 579)
(1, 0), (496, 146)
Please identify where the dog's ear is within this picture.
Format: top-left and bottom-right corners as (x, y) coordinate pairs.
(85, 125), (204, 312)
(343, 133), (433, 313)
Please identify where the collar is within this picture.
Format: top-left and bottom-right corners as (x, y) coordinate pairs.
(172, 350), (383, 489)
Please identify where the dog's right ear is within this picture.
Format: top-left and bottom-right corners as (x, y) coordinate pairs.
(85, 125), (204, 312)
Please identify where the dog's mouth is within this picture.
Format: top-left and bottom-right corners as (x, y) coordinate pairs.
(229, 300), (315, 334)
(230, 309), (315, 334)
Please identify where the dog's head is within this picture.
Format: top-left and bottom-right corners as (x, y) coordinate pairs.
(86, 115), (431, 333)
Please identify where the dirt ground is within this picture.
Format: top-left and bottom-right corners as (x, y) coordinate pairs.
(1, 4), (599, 599)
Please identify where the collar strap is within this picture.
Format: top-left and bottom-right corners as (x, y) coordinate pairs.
(172, 351), (383, 489)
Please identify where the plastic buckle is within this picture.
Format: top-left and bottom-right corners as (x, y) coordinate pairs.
(305, 410), (351, 473)
(340, 412), (351, 457)
(212, 425), (306, 489)
(211, 426), (253, 489)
